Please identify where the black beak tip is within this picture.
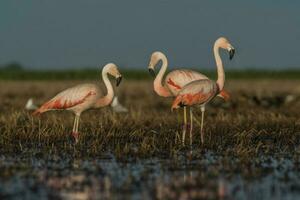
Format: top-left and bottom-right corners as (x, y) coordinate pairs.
(116, 76), (122, 87)
(148, 68), (156, 77)
(229, 49), (235, 60)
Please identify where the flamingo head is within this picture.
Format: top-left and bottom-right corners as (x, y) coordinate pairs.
(216, 37), (235, 60)
(104, 63), (123, 87)
(148, 51), (166, 77)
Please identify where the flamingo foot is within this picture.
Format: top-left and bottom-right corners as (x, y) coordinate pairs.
(71, 131), (79, 144)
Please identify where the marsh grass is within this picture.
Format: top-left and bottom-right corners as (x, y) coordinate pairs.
(0, 68), (300, 80)
(0, 80), (299, 162)
(0, 78), (300, 199)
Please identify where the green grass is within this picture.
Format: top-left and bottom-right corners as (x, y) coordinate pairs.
(0, 67), (300, 80)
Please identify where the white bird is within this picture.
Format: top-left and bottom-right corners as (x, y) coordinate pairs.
(110, 96), (128, 113)
(25, 98), (38, 110)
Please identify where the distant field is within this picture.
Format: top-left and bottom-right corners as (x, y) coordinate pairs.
(0, 68), (300, 80)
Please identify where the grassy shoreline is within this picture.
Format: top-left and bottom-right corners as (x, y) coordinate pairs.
(0, 68), (299, 80)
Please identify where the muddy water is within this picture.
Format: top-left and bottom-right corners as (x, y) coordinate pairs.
(1, 152), (300, 200)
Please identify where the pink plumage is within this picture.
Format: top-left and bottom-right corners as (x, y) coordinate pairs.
(149, 37), (235, 145)
(165, 69), (209, 96)
(171, 37), (235, 145)
(148, 52), (229, 99)
(33, 63), (122, 143)
(33, 84), (99, 115)
(171, 79), (218, 110)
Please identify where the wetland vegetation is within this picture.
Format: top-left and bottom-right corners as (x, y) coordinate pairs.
(0, 71), (300, 199)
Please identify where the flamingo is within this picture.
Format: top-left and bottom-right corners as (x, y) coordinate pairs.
(171, 37), (235, 145)
(148, 51), (229, 144)
(33, 63), (122, 143)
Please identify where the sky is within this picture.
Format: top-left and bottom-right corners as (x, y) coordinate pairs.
(0, 0), (300, 70)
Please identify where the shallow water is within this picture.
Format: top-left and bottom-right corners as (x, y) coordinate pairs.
(1, 151), (300, 200)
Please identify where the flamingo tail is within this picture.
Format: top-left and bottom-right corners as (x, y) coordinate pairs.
(32, 107), (46, 115)
(219, 90), (230, 101)
(32, 99), (58, 115)
(171, 96), (184, 111)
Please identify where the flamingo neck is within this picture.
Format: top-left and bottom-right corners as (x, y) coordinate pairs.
(214, 43), (225, 91)
(154, 55), (172, 97)
(94, 70), (114, 108)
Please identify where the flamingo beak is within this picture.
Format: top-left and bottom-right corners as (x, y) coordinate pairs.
(148, 68), (156, 77)
(229, 48), (235, 60)
(116, 76), (122, 87)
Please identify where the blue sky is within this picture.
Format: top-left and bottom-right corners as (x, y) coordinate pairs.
(0, 0), (300, 69)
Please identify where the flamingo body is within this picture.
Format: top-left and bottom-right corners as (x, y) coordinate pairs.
(171, 79), (218, 110)
(33, 63), (122, 143)
(165, 69), (209, 96)
(33, 84), (102, 115)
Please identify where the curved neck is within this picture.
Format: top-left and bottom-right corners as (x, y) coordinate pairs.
(153, 55), (172, 97)
(214, 43), (225, 91)
(94, 71), (114, 108)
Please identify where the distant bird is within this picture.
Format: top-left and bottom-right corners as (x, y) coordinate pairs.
(171, 37), (235, 145)
(148, 52), (229, 144)
(111, 96), (128, 113)
(25, 98), (38, 110)
(33, 63), (122, 143)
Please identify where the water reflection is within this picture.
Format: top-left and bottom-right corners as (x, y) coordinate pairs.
(0, 152), (300, 199)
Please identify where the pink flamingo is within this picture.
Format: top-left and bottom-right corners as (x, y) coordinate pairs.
(148, 50), (230, 144)
(171, 37), (235, 145)
(33, 63), (122, 143)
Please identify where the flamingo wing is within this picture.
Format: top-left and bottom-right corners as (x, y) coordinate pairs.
(171, 79), (218, 110)
(165, 70), (209, 95)
(33, 84), (98, 115)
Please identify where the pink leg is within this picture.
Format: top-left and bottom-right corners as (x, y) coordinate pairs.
(189, 107), (193, 147)
(182, 107), (187, 145)
(200, 106), (205, 145)
(71, 131), (79, 143)
(71, 115), (79, 143)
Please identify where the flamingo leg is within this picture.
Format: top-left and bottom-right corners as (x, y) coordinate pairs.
(189, 107), (193, 147)
(182, 106), (187, 145)
(72, 115), (77, 133)
(200, 106), (205, 144)
(75, 115), (80, 133)
(71, 115), (80, 143)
